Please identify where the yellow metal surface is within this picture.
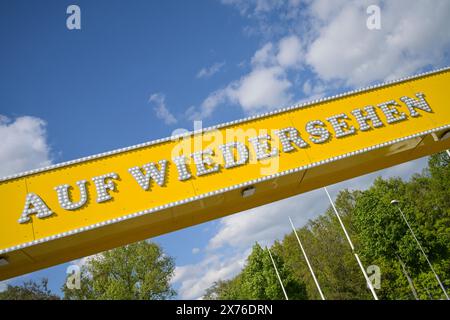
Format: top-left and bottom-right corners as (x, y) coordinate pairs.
(1, 68), (450, 280)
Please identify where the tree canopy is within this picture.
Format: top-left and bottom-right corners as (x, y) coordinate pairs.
(2, 152), (448, 300)
(204, 243), (307, 300)
(0, 278), (59, 300)
(62, 241), (176, 300)
(206, 152), (450, 300)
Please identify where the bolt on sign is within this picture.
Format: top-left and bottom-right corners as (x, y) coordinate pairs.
(1, 68), (450, 280)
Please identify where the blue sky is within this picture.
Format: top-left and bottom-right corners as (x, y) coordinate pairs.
(1, 0), (450, 299)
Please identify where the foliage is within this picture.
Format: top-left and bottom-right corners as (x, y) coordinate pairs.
(0, 278), (59, 300)
(62, 241), (176, 300)
(206, 152), (450, 300)
(354, 152), (450, 299)
(205, 243), (307, 300)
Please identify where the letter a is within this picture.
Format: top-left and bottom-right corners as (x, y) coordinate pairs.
(66, 5), (81, 30)
(366, 5), (381, 30)
(18, 193), (54, 223)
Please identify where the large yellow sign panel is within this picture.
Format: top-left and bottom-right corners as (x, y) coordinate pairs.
(1, 68), (450, 280)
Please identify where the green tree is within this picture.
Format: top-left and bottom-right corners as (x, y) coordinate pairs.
(63, 241), (176, 300)
(205, 243), (307, 300)
(205, 152), (450, 300)
(277, 190), (372, 300)
(353, 152), (450, 299)
(203, 277), (244, 300)
(0, 278), (60, 300)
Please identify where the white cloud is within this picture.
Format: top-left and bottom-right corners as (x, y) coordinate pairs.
(301, 79), (327, 102)
(288, 0), (301, 8)
(188, 35), (304, 118)
(253, 0), (284, 14)
(0, 115), (52, 178)
(231, 35), (304, 113)
(186, 88), (231, 120)
(192, 247), (200, 254)
(173, 250), (248, 300)
(230, 66), (292, 113)
(276, 35), (303, 68)
(302, 79), (328, 98)
(251, 43), (276, 66)
(223, 0), (450, 87)
(196, 62), (225, 79)
(149, 93), (178, 125)
(308, 0), (348, 22)
(221, 0), (284, 16)
(188, 66), (292, 119)
(173, 156), (429, 299)
(306, 0), (450, 86)
(208, 190), (324, 251)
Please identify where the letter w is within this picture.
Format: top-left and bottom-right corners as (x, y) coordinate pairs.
(128, 160), (168, 191)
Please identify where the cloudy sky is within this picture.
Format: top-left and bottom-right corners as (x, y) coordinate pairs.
(1, 0), (449, 298)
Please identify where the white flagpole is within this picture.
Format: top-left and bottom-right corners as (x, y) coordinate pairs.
(267, 247), (289, 300)
(397, 256), (419, 300)
(288, 216), (326, 300)
(324, 187), (379, 300)
(391, 200), (449, 300)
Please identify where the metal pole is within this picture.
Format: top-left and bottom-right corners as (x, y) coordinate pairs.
(267, 247), (289, 300)
(324, 187), (379, 300)
(396, 206), (449, 300)
(397, 255), (419, 300)
(288, 216), (326, 300)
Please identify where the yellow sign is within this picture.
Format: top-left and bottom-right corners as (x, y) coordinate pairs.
(1, 67), (450, 280)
